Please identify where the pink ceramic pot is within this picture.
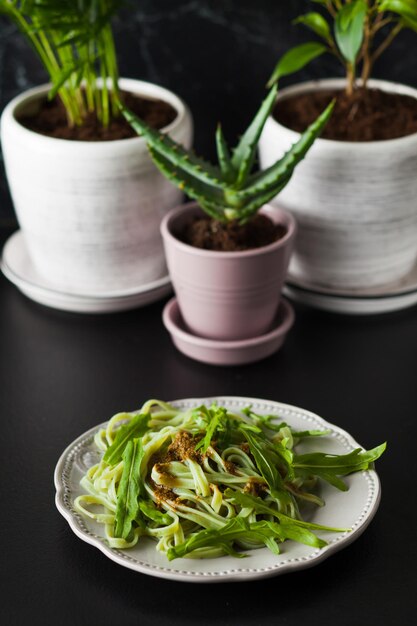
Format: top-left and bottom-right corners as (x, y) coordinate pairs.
(160, 202), (296, 341)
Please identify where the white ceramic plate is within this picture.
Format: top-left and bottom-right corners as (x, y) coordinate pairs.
(55, 396), (382, 582)
(284, 265), (417, 314)
(1, 231), (172, 313)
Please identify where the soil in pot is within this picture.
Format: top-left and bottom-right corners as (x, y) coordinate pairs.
(274, 87), (417, 142)
(180, 214), (287, 252)
(18, 90), (177, 141)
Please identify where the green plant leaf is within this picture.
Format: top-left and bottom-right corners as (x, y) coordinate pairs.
(121, 105), (227, 191)
(378, 0), (417, 20)
(147, 146), (226, 221)
(268, 42), (327, 86)
(334, 0), (367, 64)
(215, 124), (235, 182)
(114, 439), (145, 540)
(231, 84), (278, 188)
(235, 175), (293, 223)
(233, 100), (335, 208)
(103, 412), (150, 465)
(293, 12), (332, 42)
(378, 0), (417, 32)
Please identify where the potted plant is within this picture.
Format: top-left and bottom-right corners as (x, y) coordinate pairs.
(0, 1), (192, 293)
(121, 85), (333, 348)
(259, 0), (417, 291)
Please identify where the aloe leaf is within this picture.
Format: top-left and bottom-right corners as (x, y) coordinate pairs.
(232, 175), (292, 223)
(231, 84), (278, 187)
(103, 412), (149, 465)
(268, 42), (327, 87)
(121, 105), (226, 190)
(114, 439), (145, 540)
(215, 124), (235, 182)
(238, 99), (334, 204)
(148, 147), (226, 221)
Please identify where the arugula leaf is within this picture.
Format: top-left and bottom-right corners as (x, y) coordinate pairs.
(138, 500), (172, 526)
(114, 439), (145, 540)
(167, 517), (328, 560)
(240, 426), (284, 491)
(242, 406), (286, 432)
(103, 412), (149, 465)
(224, 489), (348, 532)
(294, 443), (387, 490)
(195, 406), (229, 453)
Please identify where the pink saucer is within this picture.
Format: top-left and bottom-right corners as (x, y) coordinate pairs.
(162, 297), (295, 366)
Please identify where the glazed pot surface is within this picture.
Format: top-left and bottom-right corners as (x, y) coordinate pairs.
(259, 78), (417, 291)
(161, 203), (296, 341)
(1, 79), (193, 293)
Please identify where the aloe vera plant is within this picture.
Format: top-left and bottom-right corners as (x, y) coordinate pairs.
(0, 0), (123, 127)
(121, 85), (334, 224)
(269, 0), (417, 96)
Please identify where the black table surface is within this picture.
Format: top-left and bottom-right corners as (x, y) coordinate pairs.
(1, 226), (416, 626)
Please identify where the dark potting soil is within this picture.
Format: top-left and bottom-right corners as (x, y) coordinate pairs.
(180, 214), (287, 252)
(274, 87), (417, 142)
(18, 91), (177, 141)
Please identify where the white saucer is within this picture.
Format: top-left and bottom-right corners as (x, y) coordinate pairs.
(1, 231), (172, 313)
(284, 264), (417, 315)
(163, 297), (295, 365)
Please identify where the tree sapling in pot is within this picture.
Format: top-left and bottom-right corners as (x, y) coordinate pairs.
(259, 0), (417, 294)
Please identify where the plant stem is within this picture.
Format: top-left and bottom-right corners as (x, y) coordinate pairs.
(360, 11), (373, 89)
(346, 63), (356, 97)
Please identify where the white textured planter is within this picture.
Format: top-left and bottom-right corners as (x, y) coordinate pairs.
(259, 78), (417, 290)
(1, 79), (193, 292)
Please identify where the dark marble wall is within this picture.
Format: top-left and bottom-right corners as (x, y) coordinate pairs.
(1, 0), (417, 224)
